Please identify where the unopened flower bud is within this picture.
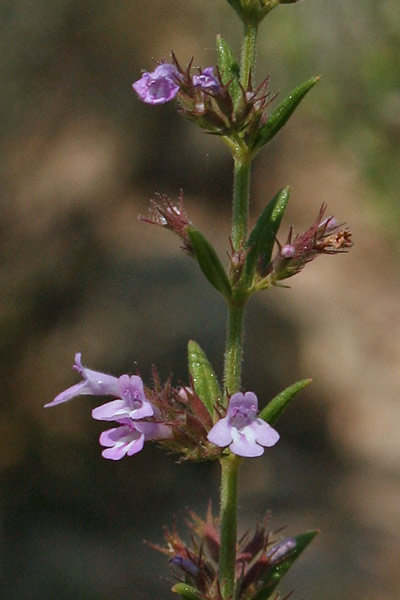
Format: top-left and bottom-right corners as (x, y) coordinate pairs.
(281, 244), (295, 258)
(319, 215), (338, 231)
(267, 536), (296, 563)
(170, 555), (200, 577)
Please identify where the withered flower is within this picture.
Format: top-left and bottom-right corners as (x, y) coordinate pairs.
(266, 204), (353, 283)
(139, 192), (194, 255)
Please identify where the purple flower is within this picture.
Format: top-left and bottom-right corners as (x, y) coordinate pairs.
(99, 420), (172, 460)
(91, 374), (153, 421)
(132, 63), (181, 105)
(207, 392), (279, 457)
(192, 67), (220, 92)
(45, 353), (121, 407)
(45, 355), (153, 423)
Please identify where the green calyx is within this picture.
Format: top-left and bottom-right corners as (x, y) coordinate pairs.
(226, 0), (299, 25)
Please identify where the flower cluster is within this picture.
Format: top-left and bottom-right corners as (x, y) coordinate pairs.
(151, 507), (307, 600)
(132, 57), (278, 144)
(45, 353), (171, 460)
(133, 59), (220, 107)
(46, 355), (279, 461)
(263, 204), (353, 283)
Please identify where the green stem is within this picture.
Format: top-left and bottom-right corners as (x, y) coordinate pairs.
(219, 159), (249, 597)
(219, 160), (249, 594)
(218, 17), (259, 600)
(223, 302), (245, 399)
(232, 155), (251, 251)
(218, 454), (241, 599)
(218, 86), (252, 600)
(240, 21), (258, 88)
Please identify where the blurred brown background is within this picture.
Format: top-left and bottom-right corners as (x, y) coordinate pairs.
(0, 1), (399, 599)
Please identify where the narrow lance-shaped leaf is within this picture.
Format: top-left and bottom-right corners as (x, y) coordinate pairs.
(187, 227), (232, 301)
(188, 340), (221, 417)
(252, 76), (320, 153)
(245, 186), (290, 285)
(172, 583), (204, 600)
(253, 531), (319, 600)
(216, 34), (241, 105)
(259, 378), (312, 425)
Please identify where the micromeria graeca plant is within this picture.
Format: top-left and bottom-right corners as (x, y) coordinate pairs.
(46, 1), (353, 598)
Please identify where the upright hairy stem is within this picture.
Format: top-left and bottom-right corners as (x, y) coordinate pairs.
(219, 160), (249, 598)
(231, 155), (251, 252)
(223, 156), (251, 401)
(223, 301), (246, 399)
(218, 23), (258, 598)
(218, 454), (241, 599)
(240, 21), (258, 88)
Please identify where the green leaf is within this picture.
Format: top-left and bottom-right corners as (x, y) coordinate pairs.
(245, 186), (290, 284)
(187, 227), (232, 301)
(259, 378), (312, 425)
(252, 76), (320, 153)
(253, 531), (318, 600)
(172, 583), (203, 600)
(216, 34), (241, 105)
(188, 340), (221, 417)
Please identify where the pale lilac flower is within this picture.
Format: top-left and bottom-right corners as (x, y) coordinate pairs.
(207, 392), (279, 457)
(192, 67), (220, 92)
(133, 63), (181, 105)
(99, 420), (172, 460)
(91, 374), (153, 421)
(45, 355), (153, 424)
(45, 353), (121, 407)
